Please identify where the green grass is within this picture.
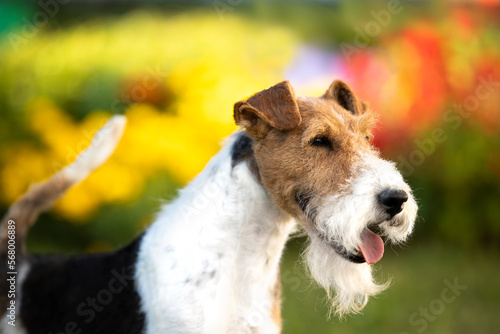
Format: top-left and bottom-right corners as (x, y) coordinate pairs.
(281, 238), (500, 334)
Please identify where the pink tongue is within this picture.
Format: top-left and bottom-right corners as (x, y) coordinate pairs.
(359, 228), (384, 264)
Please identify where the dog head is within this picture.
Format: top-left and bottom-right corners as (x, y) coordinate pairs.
(234, 80), (418, 315)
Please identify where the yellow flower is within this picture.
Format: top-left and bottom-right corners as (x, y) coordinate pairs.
(0, 145), (53, 203)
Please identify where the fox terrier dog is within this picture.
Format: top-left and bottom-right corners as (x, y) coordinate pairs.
(0, 80), (417, 334)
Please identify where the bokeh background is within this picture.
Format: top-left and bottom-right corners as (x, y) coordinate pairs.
(1, 0), (499, 333)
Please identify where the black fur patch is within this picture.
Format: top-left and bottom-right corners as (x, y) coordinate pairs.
(19, 235), (145, 334)
(295, 192), (318, 223)
(231, 134), (254, 168)
(231, 133), (262, 182)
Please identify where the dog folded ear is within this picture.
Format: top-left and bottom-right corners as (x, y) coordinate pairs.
(234, 81), (302, 138)
(323, 80), (366, 115)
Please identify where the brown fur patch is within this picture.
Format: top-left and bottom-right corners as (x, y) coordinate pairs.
(234, 81), (302, 138)
(0, 174), (74, 258)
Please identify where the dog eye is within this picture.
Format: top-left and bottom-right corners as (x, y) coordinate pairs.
(310, 136), (333, 150)
(365, 136), (370, 141)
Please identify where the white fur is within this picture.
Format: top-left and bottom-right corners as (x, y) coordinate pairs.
(304, 237), (386, 317)
(314, 153), (417, 253)
(304, 152), (417, 316)
(63, 115), (126, 183)
(136, 133), (296, 334)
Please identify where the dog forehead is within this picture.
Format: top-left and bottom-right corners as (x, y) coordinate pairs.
(296, 95), (375, 135)
(296, 96), (353, 130)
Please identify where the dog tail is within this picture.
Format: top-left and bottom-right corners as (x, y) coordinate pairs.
(0, 115), (127, 258)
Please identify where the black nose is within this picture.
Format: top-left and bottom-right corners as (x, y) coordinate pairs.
(378, 189), (408, 218)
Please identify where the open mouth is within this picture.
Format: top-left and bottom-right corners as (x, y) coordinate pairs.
(295, 192), (385, 265)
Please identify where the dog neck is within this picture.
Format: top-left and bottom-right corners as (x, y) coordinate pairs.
(137, 132), (295, 333)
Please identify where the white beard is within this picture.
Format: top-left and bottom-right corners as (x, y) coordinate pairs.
(304, 234), (388, 316)
(301, 153), (418, 316)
